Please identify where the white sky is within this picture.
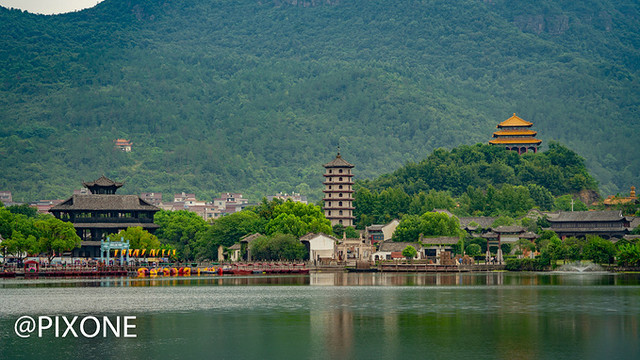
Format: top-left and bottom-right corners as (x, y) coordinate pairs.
(0, 0), (104, 15)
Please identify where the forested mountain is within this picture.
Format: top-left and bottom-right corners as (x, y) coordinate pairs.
(1, 0), (638, 202)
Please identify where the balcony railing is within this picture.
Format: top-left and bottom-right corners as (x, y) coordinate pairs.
(72, 218), (155, 223)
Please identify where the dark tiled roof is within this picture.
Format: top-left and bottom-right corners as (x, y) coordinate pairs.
(482, 232), (499, 239)
(629, 217), (640, 229)
(229, 243), (241, 250)
(82, 175), (124, 188)
(79, 241), (103, 247)
(240, 233), (262, 243)
(433, 209), (455, 217)
(459, 217), (497, 229)
(493, 226), (525, 233)
(71, 222), (160, 229)
(378, 241), (421, 252)
(323, 154), (354, 168)
(521, 232), (539, 239)
(420, 236), (459, 245)
(551, 227), (627, 233)
(548, 211), (624, 223)
(366, 225), (385, 231)
(299, 232), (317, 241)
(300, 233), (338, 242)
(50, 195), (160, 211)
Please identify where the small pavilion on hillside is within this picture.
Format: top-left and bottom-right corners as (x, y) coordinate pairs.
(489, 113), (542, 154)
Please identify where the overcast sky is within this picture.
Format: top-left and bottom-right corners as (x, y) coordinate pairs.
(0, 0), (104, 15)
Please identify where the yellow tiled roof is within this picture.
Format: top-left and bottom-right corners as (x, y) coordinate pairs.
(489, 138), (542, 145)
(493, 130), (537, 137)
(497, 113), (533, 128)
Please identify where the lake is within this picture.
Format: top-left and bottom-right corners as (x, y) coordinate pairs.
(1, 272), (639, 359)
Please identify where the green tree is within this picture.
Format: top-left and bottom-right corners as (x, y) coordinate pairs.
(554, 195), (588, 211)
(3, 231), (38, 259)
(527, 184), (554, 210)
(402, 245), (418, 260)
(7, 204), (38, 218)
(617, 242), (640, 267)
(333, 225), (359, 239)
(194, 211), (265, 260)
(114, 227), (161, 250)
(491, 215), (516, 227)
(564, 237), (586, 261)
(546, 236), (567, 266)
(393, 212), (463, 242)
(465, 243), (481, 257)
(515, 238), (535, 255)
(154, 210), (209, 261)
(265, 201), (332, 237)
(583, 236), (616, 265)
(33, 216), (81, 261)
(250, 233), (307, 261)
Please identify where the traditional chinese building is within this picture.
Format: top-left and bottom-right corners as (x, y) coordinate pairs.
(0, 191), (12, 205)
(489, 113), (542, 154)
(603, 186), (638, 207)
(323, 151), (355, 227)
(50, 176), (160, 257)
(547, 210), (630, 239)
(114, 139), (132, 152)
(365, 219), (400, 244)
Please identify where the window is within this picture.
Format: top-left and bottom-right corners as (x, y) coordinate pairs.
(339, 193), (343, 198)
(339, 210), (343, 215)
(339, 185), (343, 189)
(339, 201), (343, 206)
(339, 169), (343, 173)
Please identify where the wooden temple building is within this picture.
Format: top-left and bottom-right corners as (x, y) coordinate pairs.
(489, 113), (542, 154)
(547, 210), (631, 239)
(50, 176), (160, 258)
(323, 151), (355, 227)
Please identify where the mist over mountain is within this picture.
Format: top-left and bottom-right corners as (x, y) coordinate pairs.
(1, 0), (638, 202)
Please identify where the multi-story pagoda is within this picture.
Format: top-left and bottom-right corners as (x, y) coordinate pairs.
(323, 152), (355, 227)
(50, 176), (160, 258)
(489, 113), (542, 154)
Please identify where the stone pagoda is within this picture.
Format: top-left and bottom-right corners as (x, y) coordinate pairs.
(322, 151), (355, 227)
(489, 113), (542, 154)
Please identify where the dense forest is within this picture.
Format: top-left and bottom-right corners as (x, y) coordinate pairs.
(1, 0), (638, 202)
(353, 143), (611, 227)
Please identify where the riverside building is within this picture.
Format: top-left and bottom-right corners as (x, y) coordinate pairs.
(50, 176), (160, 257)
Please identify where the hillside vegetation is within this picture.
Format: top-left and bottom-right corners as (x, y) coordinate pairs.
(353, 143), (604, 227)
(1, 0), (638, 201)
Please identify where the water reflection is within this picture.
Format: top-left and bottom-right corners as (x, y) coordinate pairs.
(0, 273), (639, 359)
(1, 272), (639, 289)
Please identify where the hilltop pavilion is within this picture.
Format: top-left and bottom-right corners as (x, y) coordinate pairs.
(489, 113), (542, 154)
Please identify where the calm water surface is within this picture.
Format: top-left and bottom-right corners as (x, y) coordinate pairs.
(1, 272), (639, 359)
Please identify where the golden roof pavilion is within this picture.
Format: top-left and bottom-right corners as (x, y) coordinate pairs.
(489, 113), (542, 154)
